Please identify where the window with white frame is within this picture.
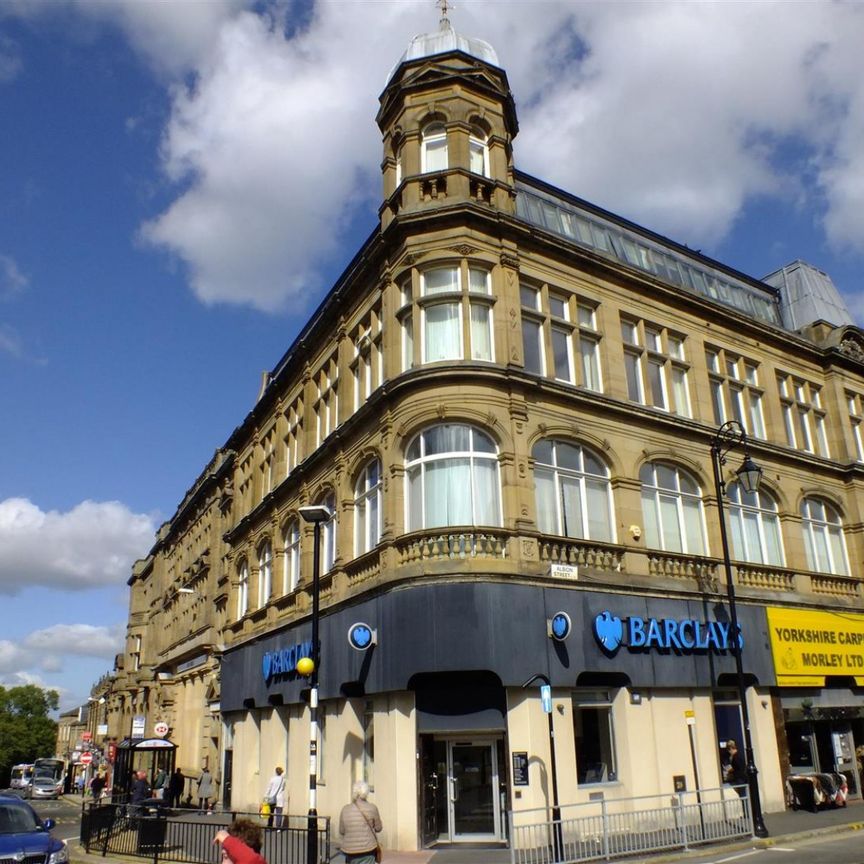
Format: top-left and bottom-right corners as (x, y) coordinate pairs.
(573, 690), (617, 784)
(237, 560), (249, 619)
(400, 265), (494, 365)
(351, 309), (383, 412)
(406, 424), (501, 530)
(284, 401), (302, 478)
(355, 459), (382, 556)
(398, 277), (414, 372)
(261, 430), (276, 498)
(706, 348), (766, 438)
(777, 373), (829, 456)
(520, 283), (603, 390)
(727, 484), (784, 566)
(847, 392), (864, 462)
(318, 493), (337, 572)
(469, 128), (489, 177)
(257, 542), (272, 608)
(640, 462), (706, 554)
(621, 318), (690, 415)
(533, 439), (614, 542)
(283, 521), (301, 593)
(800, 497), (849, 575)
(421, 123), (448, 173)
(315, 354), (339, 448)
(131, 635), (142, 672)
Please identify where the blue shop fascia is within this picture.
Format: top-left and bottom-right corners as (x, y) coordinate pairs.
(219, 581), (776, 711)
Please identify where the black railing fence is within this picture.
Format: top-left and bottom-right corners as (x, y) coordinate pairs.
(81, 803), (330, 864)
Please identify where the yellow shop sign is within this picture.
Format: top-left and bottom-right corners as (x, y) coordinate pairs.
(767, 607), (864, 686)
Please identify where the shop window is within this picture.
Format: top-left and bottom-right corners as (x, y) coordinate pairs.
(533, 439), (614, 542)
(800, 497), (849, 575)
(573, 690), (617, 784)
(640, 462), (706, 555)
(405, 424), (501, 530)
(727, 483), (784, 566)
(355, 459), (382, 556)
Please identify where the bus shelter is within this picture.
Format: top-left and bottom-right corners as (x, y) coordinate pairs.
(112, 738), (176, 801)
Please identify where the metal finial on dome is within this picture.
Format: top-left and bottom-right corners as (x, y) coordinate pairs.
(437, 0), (452, 30)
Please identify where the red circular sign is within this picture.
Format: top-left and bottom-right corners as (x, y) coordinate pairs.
(154, 722), (169, 738)
(80, 752), (93, 765)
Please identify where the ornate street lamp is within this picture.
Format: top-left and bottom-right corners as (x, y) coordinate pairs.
(710, 420), (768, 838)
(298, 504), (332, 864)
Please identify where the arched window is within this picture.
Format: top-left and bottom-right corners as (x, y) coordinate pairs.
(257, 542), (272, 608)
(533, 439), (614, 541)
(355, 459), (382, 556)
(318, 493), (337, 572)
(406, 424), (501, 530)
(283, 521), (301, 593)
(236, 560), (249, 619)
(469, 128), (489, 177)
(640, 462), (706, 554)
(727, 484), (783, 566)
(421, 123), (448, 173)
(801, 497), (848, 575)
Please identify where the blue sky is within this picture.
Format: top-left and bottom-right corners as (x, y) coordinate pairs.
(1, 0), (863, 712)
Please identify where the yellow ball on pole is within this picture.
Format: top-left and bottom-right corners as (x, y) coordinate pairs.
(296, 656), (315, 676)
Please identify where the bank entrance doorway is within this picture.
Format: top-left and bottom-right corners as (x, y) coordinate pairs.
(420, 736), (506, 845)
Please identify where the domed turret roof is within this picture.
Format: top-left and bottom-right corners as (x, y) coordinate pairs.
(387, 17), (499, 83)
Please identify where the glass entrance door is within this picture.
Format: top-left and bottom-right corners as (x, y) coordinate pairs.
(447, 741), (501, 841)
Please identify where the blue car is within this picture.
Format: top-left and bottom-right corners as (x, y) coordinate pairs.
(0, 794), (68, 864)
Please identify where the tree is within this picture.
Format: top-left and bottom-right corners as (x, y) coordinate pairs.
(0, 685), (59, 786)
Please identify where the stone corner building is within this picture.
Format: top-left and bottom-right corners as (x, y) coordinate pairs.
(103, 15), (864, 853)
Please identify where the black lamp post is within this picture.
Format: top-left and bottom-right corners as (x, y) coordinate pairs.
(710, 420), (768, 838)
(298, 504), (331, 864)
(522, 674), (563, 861)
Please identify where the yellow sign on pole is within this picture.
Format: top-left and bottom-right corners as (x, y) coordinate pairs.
(766, 607), (864, 686)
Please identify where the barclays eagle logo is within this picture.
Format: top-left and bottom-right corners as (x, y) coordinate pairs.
(594, 611), (624, 654)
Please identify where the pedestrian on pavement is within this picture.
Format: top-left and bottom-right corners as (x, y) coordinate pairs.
(197, 767), (215, 812)
(75, 773), (86, 796)
(130, 770), (152, 817)
(339, 781), (382, 864)
(90, 773), (106, 802)
(724, 740), (747, 797)
(167, 768), (185, 808)
(263, 767), (286, 829)
(153, 767), (167, 799)
(213, 820), (267, 864)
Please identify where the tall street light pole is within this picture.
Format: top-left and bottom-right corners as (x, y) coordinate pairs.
(298, 504), (331, 864)
(710, 420), (769, 839)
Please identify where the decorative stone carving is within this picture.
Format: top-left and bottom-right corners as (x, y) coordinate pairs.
(839, 336), (864, 364)
(450, 244), (478, 257)
(500, 253), (519, 270)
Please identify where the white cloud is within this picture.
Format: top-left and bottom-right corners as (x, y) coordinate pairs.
(0, 324), (23, 358)
(0, 253), (27, 298)
(7, 1), (864, 305)
(0, 33), (22, 82)
(0, 498), (156, 594)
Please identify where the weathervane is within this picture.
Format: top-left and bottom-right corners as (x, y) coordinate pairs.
(437, 0), (452, 28)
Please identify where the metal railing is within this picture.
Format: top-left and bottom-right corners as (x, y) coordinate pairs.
(509, 786), (753, 864)
(81, 803), (330, 864)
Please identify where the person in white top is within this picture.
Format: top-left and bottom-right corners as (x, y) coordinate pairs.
(263, 767), (286, 828)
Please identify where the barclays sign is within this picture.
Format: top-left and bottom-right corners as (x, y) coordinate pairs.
(594, 610), (740, 656)
(262, 639), (314, 684)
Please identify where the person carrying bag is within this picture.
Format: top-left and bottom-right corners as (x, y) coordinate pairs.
(338, 781), (382, 863)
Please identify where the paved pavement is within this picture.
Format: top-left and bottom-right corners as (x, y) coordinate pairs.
(62, 797), (864, 864)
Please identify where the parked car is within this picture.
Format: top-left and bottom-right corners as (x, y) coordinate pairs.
(0, 794), (68, 864)
(30, 777), (63, 800)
